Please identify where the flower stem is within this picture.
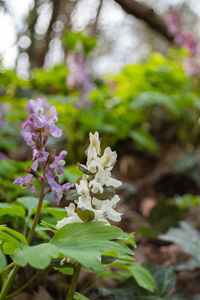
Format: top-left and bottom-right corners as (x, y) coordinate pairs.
(27, 174), (46, 243)
(66, 264), (82, 300)
(0, 172), (46, 300)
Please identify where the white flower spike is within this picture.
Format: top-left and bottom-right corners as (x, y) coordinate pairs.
(56, 132), (122, 229)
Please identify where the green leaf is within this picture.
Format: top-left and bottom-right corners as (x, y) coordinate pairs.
(160, 222), (200, 262)
(94, 186), (115, 200)
(165, 294), (188, 300)
(64, 165), (82, 183)
(13, 243), (59, 269)
(142, 262), (176, 296)
(0, 226), (27, 245)
(50, 222), (133, 271)
(129, 129), (158, 152)
(174, 194), (200, 210)
(175, 257), (200, 271)
(42, 207), (66, 220)
(54, 267), (73, 275)
(0, 203), (25, 219)
(76, 208), (95, 222)
(127, 264), (156, 292)
(100, 286), (135, 300)
(130, 91), (178, 113)
(0, 226), (28, 255)
(0, 248), (6, 269)
(74, 292), (90, 300)
(17, 196), (49, 217)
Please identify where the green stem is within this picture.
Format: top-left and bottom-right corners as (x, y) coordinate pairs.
(0, 265), (19, 300)
(6, 270), (40, 299)
(0, 171), (46, 300)
(0, 263), (15, 277)
(66, 264), (82, 300)
(27, 175), (46, 243)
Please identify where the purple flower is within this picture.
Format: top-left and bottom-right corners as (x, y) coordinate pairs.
(48, 150), (67, 175)
(13, 159), (39, 194)
(46, 173), (74, 204)
(13, 174), (35, 194)
(165, 8), (182, 35)
(14, 98), (73, 204)
(179, 32), (198, 56)
(66, 51), (94, 108)
(0, 152), (8, 160)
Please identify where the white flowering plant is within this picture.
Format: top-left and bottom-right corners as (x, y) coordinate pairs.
(0, 99), (155, 300)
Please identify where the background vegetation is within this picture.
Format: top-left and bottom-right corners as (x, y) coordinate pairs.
(1, 0), (200, 299)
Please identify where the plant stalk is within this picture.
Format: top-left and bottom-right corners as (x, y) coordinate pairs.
(66, 264), (82, 300)
(0, 171), (46, 300)
(0, 263), (15, 277)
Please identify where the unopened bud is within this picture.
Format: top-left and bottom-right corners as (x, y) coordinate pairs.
(43, 135), (48, 145)
(45, 149), (56, 166)
(25, 166), (41, 180)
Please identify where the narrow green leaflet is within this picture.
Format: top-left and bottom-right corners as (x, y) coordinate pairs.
(0, 248), (6, 269)
(74, 292), (90, 300)
(127, 264), (156, 292)
(104, 262), (178, 300)
(13, 243), (59, 269)
(111, 261), (155, 292)
(50, 222), (133, 271)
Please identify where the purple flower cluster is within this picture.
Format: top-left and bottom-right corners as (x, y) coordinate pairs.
(165, 8), (200, 76)
(13, 98), (73, 203)
(66, 51), (94, 108)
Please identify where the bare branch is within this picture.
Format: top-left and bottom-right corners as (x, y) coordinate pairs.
(114, 0), (174, 41)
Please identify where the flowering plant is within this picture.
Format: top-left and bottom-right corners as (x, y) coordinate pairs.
(0, 99), (155, 300)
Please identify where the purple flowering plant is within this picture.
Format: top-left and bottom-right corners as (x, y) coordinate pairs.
(14, 98), (73, 202)
(0, 98), (137, 300)
(165, 7), (200, 76)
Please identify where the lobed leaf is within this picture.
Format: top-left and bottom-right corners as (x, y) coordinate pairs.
(50, 222), (133, 271)
(13, 243), (59, 269)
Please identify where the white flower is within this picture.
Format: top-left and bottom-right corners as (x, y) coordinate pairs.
(89, 132), (100, 155)
(75, 176), (92, 209)
(99, 147), (117, 167)
(56, 203), (82, 229)
(94, 195), (122, 222)
(89, 165), (121, 193)
(105, 177), (122, 189)
(77, 195), (92, 209)
(86, 146), (99, 173)
(75, 175), (89, 197)
(57, 132), (122, 227)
